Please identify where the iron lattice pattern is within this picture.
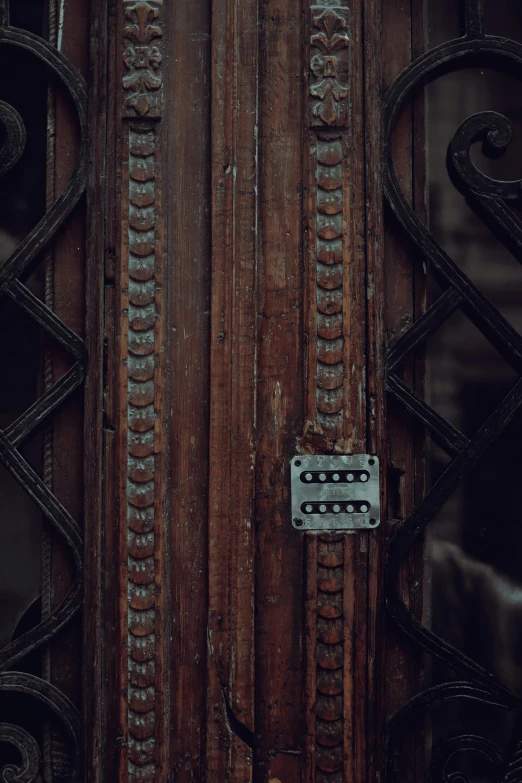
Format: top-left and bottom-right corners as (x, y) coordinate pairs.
(0, 3), (86, 779)
(385, 1), (522, 781)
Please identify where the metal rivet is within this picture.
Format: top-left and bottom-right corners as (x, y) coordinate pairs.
(333, 504), (341, 513)
(333, 473), (340, 481)
(360, 474), (368, 482)
(347, 504), (354, 513)
(294, 517), (304, 527)
(305, 504), (313, 513)
(319, 473), (326, 481)
(347, 473), (354, 482)
(360, 504), (368, 513)
(305, 473), (313, 481)
(319, 504), (327, 512)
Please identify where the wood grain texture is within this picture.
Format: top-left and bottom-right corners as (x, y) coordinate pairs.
(255, 0), (305, 779)
(83, 2), (423, 780)
(207, 0), (257, 778)
(49, 0), (88, 681)
(84, 0), (110, 779)
(364, 1), (386, 782)
(303, 1), (386, 782)
(167, 0), (211, 779)
(48, 3), (89, 778)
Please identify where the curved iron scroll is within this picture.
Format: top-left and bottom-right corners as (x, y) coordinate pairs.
(0, 2), (87, 781)
(384, 1), (522, 781)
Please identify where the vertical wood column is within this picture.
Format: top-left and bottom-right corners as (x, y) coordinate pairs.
(207, 0), (258, 778)
(302, 2), (385, 782)
(254, 0), (306, 779)
(85, 0), (109, 777)
(117, 3), (167, 781)
(167, 1), (212, 780)
(50, 2), (90, 779)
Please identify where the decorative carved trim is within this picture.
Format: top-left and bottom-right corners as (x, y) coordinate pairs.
(310, 5), (349, 127)
(315, 533), (345, 781)
(126, 122), (158, 783)
(123, 1), (163, 118)
(122, 0), (164, 776)
(307, 6), (350, 779)
(316, 135), (344, 439)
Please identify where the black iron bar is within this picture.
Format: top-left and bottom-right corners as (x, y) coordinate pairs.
(386, 287), (463, 370)
(383, 10), (522, 776)
(5, 363), (85, 447)
(8, 282), (86, 360)
(387, 374), (469, 456)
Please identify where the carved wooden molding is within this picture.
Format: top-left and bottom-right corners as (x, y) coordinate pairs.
(315, 135), (344, 439)
(123, 0), (163, 118)
(121, 2), (164, 780)
(306, 4), (353, 781)
(315, 533), (346, 780)
(306, 3), (350, 445)
(126, 122), (158, 783)
(310, 4), (349, 127)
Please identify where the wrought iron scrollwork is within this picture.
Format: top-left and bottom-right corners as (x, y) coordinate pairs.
(0, 723), (40, 783)
(385, 0), (522, 780)
(0, 1), (87, 780)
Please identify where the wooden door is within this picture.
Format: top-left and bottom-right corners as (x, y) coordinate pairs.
(2, 0), (522, 781)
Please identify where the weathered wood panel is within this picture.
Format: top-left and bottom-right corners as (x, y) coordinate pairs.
(255, 0), (306, 779)
(167, 0), (212, 779)
(46, 5), (90, 781)
(84, 0), (110, 779)
(207, 0), (258, 778)
(365, 1), (386, 781)
(50, 0), (89, 713)
(83, 2), (426, 781)
(301, 2), (386, 783)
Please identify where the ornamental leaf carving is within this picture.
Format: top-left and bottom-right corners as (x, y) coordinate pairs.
(310, 7), (349, 127)
(123, 1), (163, 118)
(311, 9), (349, 52)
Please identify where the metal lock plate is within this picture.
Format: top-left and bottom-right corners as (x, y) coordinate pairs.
(291, 454), (380, 531)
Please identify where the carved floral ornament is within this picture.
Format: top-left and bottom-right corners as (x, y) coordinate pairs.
(310, 8), (349, 127)
(123, 1), (163, 118)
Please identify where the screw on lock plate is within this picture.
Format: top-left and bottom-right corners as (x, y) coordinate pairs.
(291, 454), (380, 531)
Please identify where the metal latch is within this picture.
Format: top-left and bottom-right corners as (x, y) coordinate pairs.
(291, 454), (380, 531)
